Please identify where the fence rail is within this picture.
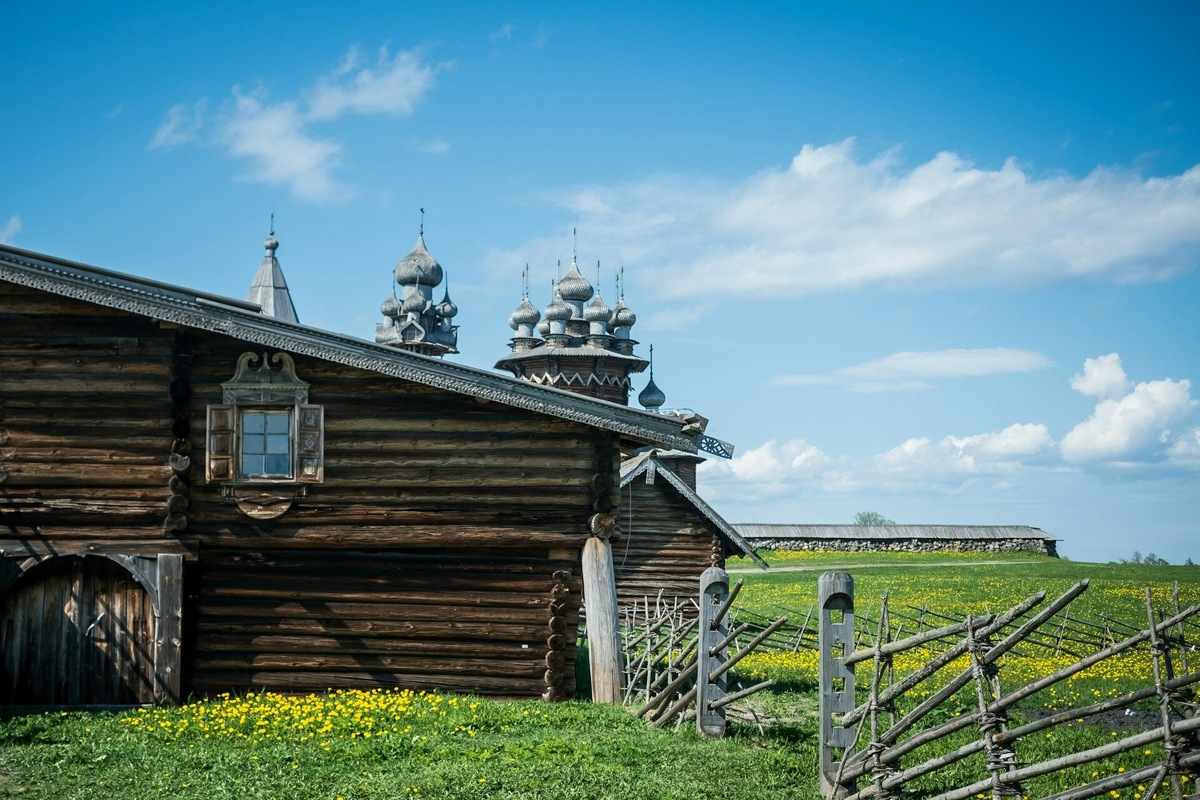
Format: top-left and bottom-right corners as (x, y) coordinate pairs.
(818, 572), (1200, 800)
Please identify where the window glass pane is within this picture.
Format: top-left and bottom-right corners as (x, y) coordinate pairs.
(239, 410), (292, 478)
(266, 432), (290, 455)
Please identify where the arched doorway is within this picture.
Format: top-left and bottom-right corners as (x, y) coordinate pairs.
(0, 556), (157, 705)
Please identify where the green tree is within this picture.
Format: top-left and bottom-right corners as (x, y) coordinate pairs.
(854, 511), (895, 526)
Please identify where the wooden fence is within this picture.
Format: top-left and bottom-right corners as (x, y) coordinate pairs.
(818, 571), (1200, 799)
(613, 567), (784, 736)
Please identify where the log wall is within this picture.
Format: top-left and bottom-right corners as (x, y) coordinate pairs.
(0, 283), (184, 559)
(183, 336), (595, 697)
(613, 477), (725, 610)
(1, 282), (608, 701)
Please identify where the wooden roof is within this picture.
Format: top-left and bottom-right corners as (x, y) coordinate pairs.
(0, 243), (697, 451)
(734, 524), (1059, 542)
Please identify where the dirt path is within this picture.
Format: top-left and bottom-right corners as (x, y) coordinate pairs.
(726, 559), (1042, 574)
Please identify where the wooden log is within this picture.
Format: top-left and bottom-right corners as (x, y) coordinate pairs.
(190, 669), (547, 696)
(582, 536), (621, 703)
(195, 618), (546, 641)
(696, 566), (729, 738)
(150, 554), (183, 705)
(197, 599), (561, 625)
(193, 526), (590, 550)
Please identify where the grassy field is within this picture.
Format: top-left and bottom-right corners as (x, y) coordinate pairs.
(2, 552), (1197, 799)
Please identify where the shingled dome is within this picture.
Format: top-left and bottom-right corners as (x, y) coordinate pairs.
(394, 232), (444, 286)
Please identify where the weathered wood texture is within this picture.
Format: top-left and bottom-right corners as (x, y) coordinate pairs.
(0, 284), (177, 553)
(185, 340), (599, 698)
(191, 547), (581, 697)
(613, 477), (727, 609)
(1, 283), (605, 701)
(0, 555), (156, 704)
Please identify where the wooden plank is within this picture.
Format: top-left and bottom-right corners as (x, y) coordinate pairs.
(582, 537), (621, 703)
(154, 553), (183, 705)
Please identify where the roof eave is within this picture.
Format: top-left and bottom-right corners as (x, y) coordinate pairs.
(0, 244), (695, 452)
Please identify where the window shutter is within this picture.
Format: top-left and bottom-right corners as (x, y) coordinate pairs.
(296, 404), (324, 484)
(206, 405), (236, 482)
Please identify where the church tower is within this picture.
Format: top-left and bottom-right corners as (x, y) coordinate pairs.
(495, 241), (648, 405)
(375, 214), (459, 357)
(246, 227), (300, 323)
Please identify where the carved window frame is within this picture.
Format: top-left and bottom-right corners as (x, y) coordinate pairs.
(206, 352), (324, 494)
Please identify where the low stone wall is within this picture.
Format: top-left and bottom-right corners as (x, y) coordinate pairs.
(747, 537), (1058, 558)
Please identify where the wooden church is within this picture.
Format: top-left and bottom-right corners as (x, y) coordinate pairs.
(0, 228), (756, 707)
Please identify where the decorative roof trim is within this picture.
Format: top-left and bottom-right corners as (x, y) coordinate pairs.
(0, 244), (695, 451)
(621, 452), (767, 568)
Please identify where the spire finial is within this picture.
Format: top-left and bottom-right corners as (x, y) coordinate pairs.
(572, 227), (577, 262)
(649, 343), (654, 376)
(596, 259), (601, 288)
(269, 211), (275, 236)
(419, 207), (425, 238)
(521, 264), (529, 299)
(618, 265), (625, 300)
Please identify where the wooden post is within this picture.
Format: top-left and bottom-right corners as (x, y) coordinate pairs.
(697, 566), (729, 738)
(582, 533), (622, 703)
(153, 554), (184, 705)
(820, 571), (857, 799)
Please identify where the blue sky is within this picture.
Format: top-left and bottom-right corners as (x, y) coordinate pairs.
(3, 2), (1199, 562)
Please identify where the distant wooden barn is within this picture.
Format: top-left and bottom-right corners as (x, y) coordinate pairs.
(616, 449), (764, 609)
(0, 241), (751, 706)
(735, 524), (1060, 557)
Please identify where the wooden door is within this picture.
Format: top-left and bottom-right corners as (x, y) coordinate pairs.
(0, 556), (156, 705)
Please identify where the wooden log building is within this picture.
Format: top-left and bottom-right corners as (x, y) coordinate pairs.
(616, 449), (764, 610)
(0, 236), (756, 706)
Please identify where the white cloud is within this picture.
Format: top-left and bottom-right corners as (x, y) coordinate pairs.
(701, 356), (1198, 506)
(220, 88), (347, 202)
(697, 439), (833, 503)
(1060, 378), (1197, 462)
(0, 215), (20, 244)
(774, 347), (1051, 392)
(494, 139), (1200, 297)
(1168, 428), (1200, 469)
(490, 22), (516, 43)
(414, 137), (450, 154)
(1070, 353), (1130, 400)
(151, 45), (445, 203)
(149, 100), (206, 150)
(306, 46), (440, 121)
(641, 303), (716, 331)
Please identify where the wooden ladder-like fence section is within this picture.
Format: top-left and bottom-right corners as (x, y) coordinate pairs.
(819, 571), (1200, 800)
(620, 567), (785, 737)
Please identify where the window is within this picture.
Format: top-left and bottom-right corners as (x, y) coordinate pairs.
(240, 410), (292, 478)
(206, 352), (324, 490)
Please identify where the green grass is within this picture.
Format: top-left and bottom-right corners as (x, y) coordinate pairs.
(3, 552), (1197, 799)
(0, 693), (815, 799)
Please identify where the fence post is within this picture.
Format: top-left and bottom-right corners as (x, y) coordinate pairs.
(582, 530), (622, 703)
(697, 566), (729, 738)
(820, 571), (857, 799)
